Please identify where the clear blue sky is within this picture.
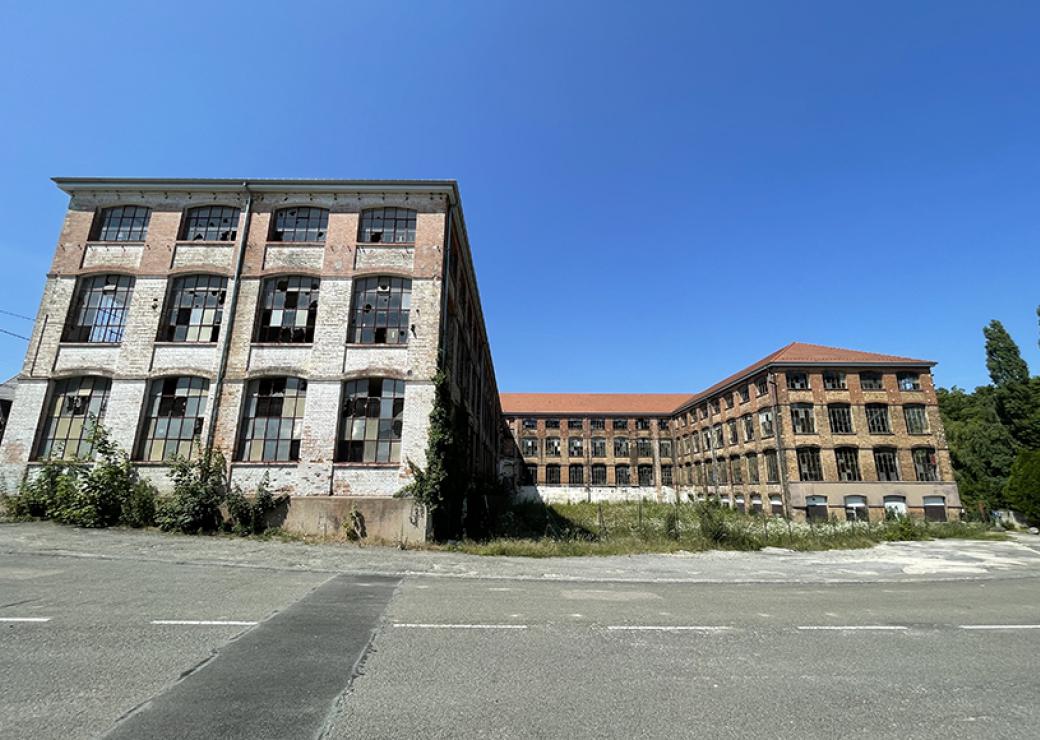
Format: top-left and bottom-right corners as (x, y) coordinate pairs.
(1, 1), (1037, 393)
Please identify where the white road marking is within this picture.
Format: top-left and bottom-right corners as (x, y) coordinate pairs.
(0, 617), (51, 622)
(959, 624), (1040, 630)
(797, 625), (908, 631)
(393, 623), (528, 629)
(151, 620), (258, 626)
(606, 625), (731, 632)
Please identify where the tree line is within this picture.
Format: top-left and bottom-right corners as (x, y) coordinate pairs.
(937, 307), (1040, 524)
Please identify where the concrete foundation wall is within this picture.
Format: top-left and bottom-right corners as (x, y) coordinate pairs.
(276, 495), (427, 543)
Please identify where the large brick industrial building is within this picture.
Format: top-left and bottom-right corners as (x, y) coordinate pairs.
(0, 178), (960, 530)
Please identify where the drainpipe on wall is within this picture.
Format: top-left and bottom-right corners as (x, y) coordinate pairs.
(204, 183), (253, 456)
(768, 371), (792, 518)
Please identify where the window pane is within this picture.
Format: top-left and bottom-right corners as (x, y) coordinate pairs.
(336, 377), (406, 463)
(236, 377), (306, 462)
(35, 376), (112, 460)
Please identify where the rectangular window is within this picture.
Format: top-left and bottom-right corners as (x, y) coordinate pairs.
(615, 464), (630, 485)
(791, 403), (816, 434)
(658, 419), (669, 430)
(724, 394), (734, 409)
(238, 377), (307, 462)
(717, 460), (729, 484)
(730, 457), (743, 484)
(898, 372), (922, 391)
(613, 437), (629, 456)
(137, 376), (208, 462)
(765, 450), (780, 482)
(797, 447), (823, 481)
(701, 429), (712, 451)
(568, 437), (583, 457)
(759, 409), (774, 437)
(638, 464), (654, 486)
(860, 371), (884, 390)
(35, 376), (111, 460)
(523, 418), (538, 430)
(522, 464), (537, 485)
(545, 418), (560, 429)
(545, 464), (561, 485)
(64, 274), (135, 343)
(709, 400), (721, 415)
(659, 439), (673, 458)
(521, 437), (539, 457)
(874, 447), (900, 481)
(94, 205), (151, 241)
(255, 276), (320, 343)
(828, 404), (854, 434)
(336, 377), (404, 464)
(727, 419), (738, 445)
(591, 464), (607, 485)
(740, 385), (750, 403)
(904, 405), (929, 434)
(182, 205), (239, 242)
(823, 370), (847, 390)
(805, 495), (828, 522)
(712, 424), (723, 449)
(755, 376), (769, 396)
(913, 447), (938, 481)
(742, 415), (755, 442)
(866, 404), (891, 434)
(746, 453), (760, 483)
(636, 438), (653, 457)
(662, 465), (673, 486)
(591, 437), (606, 457)
(590, 418), (605, 430)
(567, 418), (583, 431)
(545, 437), (561, 456)
(272, 206), (328, 242)
(348, 276), (411, 345)
(159, 275), (228, 343)
(612, 419), (628, 430)
(358, 207), (416, 244)
(835, 447), (861, 481)
(568, 463), (584, 485)
(787, 372), (810, 390)
(635, 418), (651, 430)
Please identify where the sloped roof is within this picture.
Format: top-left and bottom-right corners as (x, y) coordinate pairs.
(500, 343), (934, 417)
(500, 393), (694, 416)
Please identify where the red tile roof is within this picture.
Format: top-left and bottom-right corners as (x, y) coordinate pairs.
(500, 343), (934, 417)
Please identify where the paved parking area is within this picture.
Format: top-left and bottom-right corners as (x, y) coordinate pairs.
(1, 524), (1039, 739)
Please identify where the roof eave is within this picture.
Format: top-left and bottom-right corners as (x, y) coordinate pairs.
(52, 177), (460, 201)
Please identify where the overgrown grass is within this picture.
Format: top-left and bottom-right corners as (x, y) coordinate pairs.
(434, 501), (1004, 557)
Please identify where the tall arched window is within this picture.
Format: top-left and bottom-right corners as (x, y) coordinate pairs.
(347, 276), (411, 344)
(63, 274), (135, 343)
(136, 377), (209, 461)
(182, 206), (240, 241)
(236, 377), (307, 462)
(358, 207), (416, 244)
(35, 376), (111, 460)
(271, 207), (328, 242)
(93, 206), (151, 241)
(159, 275), (227, 342)
(336, 378), (405, 464)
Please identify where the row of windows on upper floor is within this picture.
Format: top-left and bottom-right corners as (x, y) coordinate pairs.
(521, 436), (673, 459)
(62, 273), (411, 346)
(675, 402), (933, 456)
(34, 375), (405, 466)
(507, 417), (670, 431)
(675, 370), (924, 427)
(86, 205), (418, 244)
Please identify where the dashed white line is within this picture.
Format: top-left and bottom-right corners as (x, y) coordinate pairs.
(797, 625), (908, 631)
(606, 625), (732, 632)
(393, 623), (528, 630)
(0, 617), (51, 623)
(959, 624), (1040, 630)
(151, 620), (258, 626)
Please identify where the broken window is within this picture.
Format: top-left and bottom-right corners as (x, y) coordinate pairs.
(828, 403), (853, 434)
(613, 418), (629, 430)
(727, 419), (738, 445)
(545, 437), (561, 457)
(746, 452), (760, 483)
(182, 205), (240, 242)
(136, 376), (208, 461)
(750, 494), (763, 514)
(709, 399), (721, 415)
(913, 447), (938, 481)
(658, 419), (669, 430)
(546, 418), (560, 429)
(35, 376), (111, 460)
(545, 464), (561, 485)
(770, 493), (784, 516)
(759, 409), (774, 437)
(661, 465), (673, 486)
(844, 495), (867, 521)
(613, 436), (629, 456)
(791, 403), (816, 434)
(159, 274), (227, 342)
(739, 385), (750, 403)
(335, 378), (405, 464)
(638, 464), (654, 486)
(730, 456), (743, 484)
(348, 276), (411, 345)
(358, 207), (417, 244)
(712, 424), (724, 448)
(523, 418), (537, 430)
(568, 464), (584, 485)
(835, 447), (861, 481)
(898, 372), (922, 391)
(568, 437), (583, 457)
(521, 437), (539, 457)
(590, 418), (605, 430)
(755, 376), (769, 397)
(787, 372), (810, 390)
(860, 371), (884, 390)
(615, 464), (631, 485)
(797, 447), (823, 481)
(635, 418), (650, 430)
(238, 377), (307, 462)
(255, 276), (319, 343)
(591, 437), (606, 457)
(866, 403), (891, 434)
(765, 449), (779, 483)
(724, 394), (734, 410)
(805, 495), (828, 522)
(659, 439), (673, 458)
(567, 418), (583, 431)
(591, 464), (607, 485)
(93, 205), (151, 241)
(742, 414), (755, 442)
(636, 438), (653, 457)
(924, 495), (946, 522)
(701, 429), (712, 451)
(873, 447), (900, 481)
(271, 206), (328, 242)
(904, 405), (929, 434)
(64, 274), (135, 343)
(823, 370), (847, 390)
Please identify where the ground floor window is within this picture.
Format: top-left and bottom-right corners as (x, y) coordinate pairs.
(591, 464), (607, 485)
(336, 378), (405, 464)
(523, 463), (537, 485)
(568, 463), (584, 485)
(770, 494), (784, 516)
(136, 376), (209, 462)
(734, 495), (745, 513)
(638, 464), (654, 486)
(545, 464), (561, 485)
(661, 465), (673, 486)
(750, 494), (763, 514)
(615, 464), (630, 485)
(35, 376), (111, 460)
(805, 495), (828, 522)
(844, 495), (867, 521)
(884, 495), (907, 518)
(238, 377), (307, 462)
(923, 495), (947, 522)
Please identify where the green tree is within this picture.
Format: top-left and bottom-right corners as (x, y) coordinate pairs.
(983, 320), (1029, 387)
(938, 386), (1016, 512)
(1005, 448), (1040, 525)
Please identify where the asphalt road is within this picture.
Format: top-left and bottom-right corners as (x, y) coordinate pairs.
(1, 528), (1039, 739)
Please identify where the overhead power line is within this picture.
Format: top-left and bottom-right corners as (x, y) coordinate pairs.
(0, 327), (29, 341)
(0, 308), (33, 321)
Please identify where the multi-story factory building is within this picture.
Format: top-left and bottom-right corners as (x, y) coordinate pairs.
(0, 178), (501, 536)
(502, 343), (961, 522)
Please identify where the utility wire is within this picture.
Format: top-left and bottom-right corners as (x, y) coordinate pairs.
(0, 327), (29, 341)
(0, 308), (33, 321)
